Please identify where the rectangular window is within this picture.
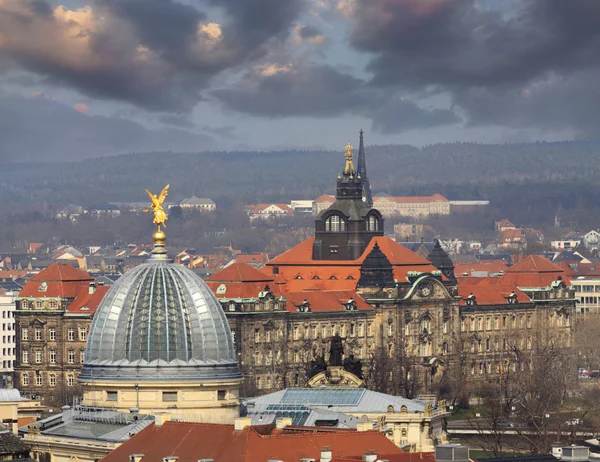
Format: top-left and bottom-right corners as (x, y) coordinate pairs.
(35, 328), (42, 341)
(22, 351), (28, 364)
(162, 392), (178, 402)
(67, 350), (74, 364)
(218, 390), (226, 400)
(35, 351), (41, 363)
(36, 374), (42, 386)
(49, 374), (56, 387)
(80, 351), (85, 364)
(79, 328), (87, 341)
(22, 374), (28, 386)
(68, 329), (75, 341)
(49, 350), (56, 364)
(66, 374), (74, 386)
(49, 327), (56, 341)
(106, 391), (118, 401)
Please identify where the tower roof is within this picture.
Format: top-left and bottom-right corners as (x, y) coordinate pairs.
(356, 129), (373, 207)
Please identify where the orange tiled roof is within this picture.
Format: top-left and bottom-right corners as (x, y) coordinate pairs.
(67, 285), (109, 315)
(265, 237), (437, 290)
(500, 255), (568, 287)
(458, 280), (531, 306)
(29, 263), (93, 282)
(455, 261), (509, 276)
(0, 270), (28, 280)
(285, 291), (372, 312)
(235, 253), (269, 265)
(100, 421), (405, 462)
(499, 228), (524, 242)
(19, 263), (94, 298)
(497, 219), (515, 227)
(208, 262), (273, 283)
(315, 194), (335, 203)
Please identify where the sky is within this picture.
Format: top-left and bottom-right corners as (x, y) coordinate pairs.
(1, 0), (600, 161)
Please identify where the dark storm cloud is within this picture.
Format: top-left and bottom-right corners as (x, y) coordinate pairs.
(344, 0), (600, 136)
(296, 25), (322, 41)
(0, 93), (213, 162)
(0, 0), (305, 112)
(213, 63), (460, 132)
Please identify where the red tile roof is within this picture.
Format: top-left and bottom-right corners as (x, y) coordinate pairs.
(100, 421), (406, 462)
(19, 263), (95, 299)
(455, 261), (509, 277)
(458, 280), (531, 306)
(499, 228), (524, 242)
(500, 255), (568, 287)
(316, 194), (335, 203)
(235, 253), (269, 265)
(66, 285), (110, 315)
(264, 237), (437, 290)
(208, 262), (273, 283)
(30, 263), (93, 282)
(285, 291), (372, 312)
(0, 270), (28, 280)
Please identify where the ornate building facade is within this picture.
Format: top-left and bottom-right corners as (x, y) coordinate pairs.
(208, 133), (577, 398)
(13, 264), (108, 407)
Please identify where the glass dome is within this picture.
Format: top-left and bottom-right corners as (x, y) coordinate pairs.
(79, 260), (241, 383)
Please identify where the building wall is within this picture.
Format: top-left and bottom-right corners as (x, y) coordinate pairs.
(0, 292), (17, 383)
(14, 301), (90, 407)
(571, 278), (600, 317)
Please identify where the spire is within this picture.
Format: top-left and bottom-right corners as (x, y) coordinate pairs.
(356, 129), (373, 207)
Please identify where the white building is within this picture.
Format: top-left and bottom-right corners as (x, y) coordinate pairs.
(179, 196), (216, 211)
(0, 291), (17, 381)
(551, 239), (581, 250)
(571, 276), (600, 317)
(289, 200), (314, 214)
(583, 231), (600, 252)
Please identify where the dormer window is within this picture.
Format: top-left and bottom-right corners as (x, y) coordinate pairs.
(38, 282), (47, 292)
(21, 301), (28, 309)
(367, 215), (379, 232)
(466, 294), (477, 306)
(325, 215), (346, 232)
(507, 292), (518, 305)
(298, 300), (311, 313)
(345, 298), (358, 311)
(216, 284), (227, 295)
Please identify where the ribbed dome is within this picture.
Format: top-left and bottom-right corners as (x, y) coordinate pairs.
(79, 261), (241, 383)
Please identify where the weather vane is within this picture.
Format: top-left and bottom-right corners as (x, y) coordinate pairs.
(143, 184), (170, 232)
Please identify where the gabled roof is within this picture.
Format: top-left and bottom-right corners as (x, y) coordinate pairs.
(458, 280), (531, 306)
(208, 262), (273, 283)
(316, 194), (335, 203)
(100, 421), (406, 462)
(30, 263), (93, 282)
(505, 255), (563, 273)
(67, 285), (110, 315)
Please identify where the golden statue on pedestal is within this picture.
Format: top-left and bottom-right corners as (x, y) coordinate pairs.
(143, 184), (170, 231)
(343, 141), (355, 176)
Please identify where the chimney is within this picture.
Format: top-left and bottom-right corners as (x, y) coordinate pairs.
(435, 444), (469, 462)
(154, 412), (170, 427)
(362, 453), (377, 462)
(561, 446), (590, 461)
(356, 422), (374, 432)
(234, 417), (252, 431)
(320, 447), (332, 462)
(89, 282), (96, 294)
(276, 417), (293, 429)
(129, 455), (144, 462)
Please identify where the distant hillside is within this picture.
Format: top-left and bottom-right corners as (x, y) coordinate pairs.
(2, 141), (600, 224)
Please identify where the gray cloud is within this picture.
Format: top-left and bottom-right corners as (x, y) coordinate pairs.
(213, 63), (460, 132)
(0, 92), (213, 162)
(0, 0), (305, 111)
(342, 0), (600, 136)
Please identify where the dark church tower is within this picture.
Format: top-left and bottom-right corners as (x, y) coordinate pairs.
(312, 137), (384, 260)
(356, 129), (373, 207)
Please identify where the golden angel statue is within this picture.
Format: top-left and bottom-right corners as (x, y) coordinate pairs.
(143, 184), (170, 230)
(343, 141), (355, 176)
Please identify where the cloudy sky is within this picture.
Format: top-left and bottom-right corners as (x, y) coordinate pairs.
(1, 0), (600, 161)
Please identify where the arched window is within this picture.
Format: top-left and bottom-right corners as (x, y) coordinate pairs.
(367, 215), (379, 231)
(325, 215), (345, 232)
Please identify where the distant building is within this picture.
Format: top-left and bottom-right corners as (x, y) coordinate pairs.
(0, 290), (16, 382)
(450, 200), (490, 213)
(179, 196), (216, 211)
(551, 239), (581, 250)
(583, 230), (600, 252)
(245, 203), (293, 221)
(570, 276), (600, 317)
(55, 205), (85, 221)
(14, 263), (109, 407)
(495, 219), (516, 232)
(89, 204), (121, 218)
(289, 200), (314, 213)
(314, 193), (450, 218)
